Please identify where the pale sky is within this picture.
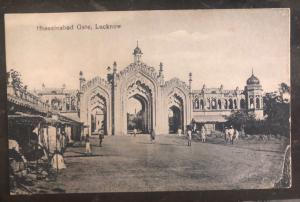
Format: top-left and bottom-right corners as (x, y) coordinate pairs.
(5, 9), (290, 92)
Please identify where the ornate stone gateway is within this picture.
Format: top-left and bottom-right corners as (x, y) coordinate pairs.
(77, 44), (263, 136)
(79, 44), (192, 135)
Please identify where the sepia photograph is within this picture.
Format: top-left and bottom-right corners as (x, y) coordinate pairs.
(5, 9), (291, 195)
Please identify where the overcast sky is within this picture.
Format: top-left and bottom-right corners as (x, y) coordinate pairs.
(5, 9), (290, 92)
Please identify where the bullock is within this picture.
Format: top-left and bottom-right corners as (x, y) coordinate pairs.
(224, 126), (239, 144)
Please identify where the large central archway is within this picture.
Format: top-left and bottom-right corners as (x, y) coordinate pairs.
(127, 94), (150, 134)
(124, 80), (153, 134)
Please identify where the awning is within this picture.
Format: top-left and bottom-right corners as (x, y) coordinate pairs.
(193, 115), (227, 123)
(8, 114), (46, 126)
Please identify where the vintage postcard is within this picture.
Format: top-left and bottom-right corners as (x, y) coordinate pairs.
(5, 9), (291, 194)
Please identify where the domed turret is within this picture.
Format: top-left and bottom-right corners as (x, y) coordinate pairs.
(247, 69), (260, 85)
(133, 41), (143, 63)
(133, 46), (142, 55)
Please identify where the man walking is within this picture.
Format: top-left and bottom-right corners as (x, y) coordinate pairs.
(85, 134), (92, 155)
(201, 126), (206, 143)
(150, 129), (156, 144)
(187, 127), (192, 146)
(98, 128), (104, 147)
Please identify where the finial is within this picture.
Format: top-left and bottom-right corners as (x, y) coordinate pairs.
(113, 61), (117, 73)
(137, 40), (139, 47)
(252, 68), (254, 75)
(107, 66), (111, 71)
(189, 72), (192, 81)
(159, 62), (163, 71)
(79, 71), (83, 76)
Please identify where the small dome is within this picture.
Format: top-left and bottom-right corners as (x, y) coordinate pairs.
(133, 46), (142, 55)
(247, 74), (260, 85)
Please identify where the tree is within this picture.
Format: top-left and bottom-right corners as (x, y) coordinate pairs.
(8, 69), (23, 89)
(225, 110), (255, 131)
(263, 83), (290, 136)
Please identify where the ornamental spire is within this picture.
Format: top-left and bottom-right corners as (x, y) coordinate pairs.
(133, 41), (143, 63)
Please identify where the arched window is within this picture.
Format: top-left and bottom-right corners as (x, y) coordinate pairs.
(71, 97), (76, 110)
(218, 99), (222, 109)
(224, 99), (228, 109)
(250, 98), (254, 109)
(200, 99), (204, 110)
(66, 97), (70, 111)
(256, 98), (260, 109)
(207, 98), (211, 109)
(194, 98), (200, 109)
(240, 99), (246, 109)
(51, 98), (61, 110)
(234, 99), (237, 109)
(211, 98), (217, 109)
(229, 99), (233, 109)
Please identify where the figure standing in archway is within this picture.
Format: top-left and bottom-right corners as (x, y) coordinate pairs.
(187, 127), (192, 146)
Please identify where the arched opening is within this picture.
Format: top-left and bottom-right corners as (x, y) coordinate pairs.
(200, 99), (204, 110)
(225, 99), (228, 109)
(240, 99), (246, 109)
(168, 93), (184, 134)
(234, 99), (237, 109)
(250, 98), (254, 109)
(218, 99), (222, 109)
(168, 106), (183, 134)
(207, 98), (211, 109)
(256, 98), (260, 109)
(91, 107), (106, 134)
(194, 98), (200, 109)
(229, 99), (233, 109)
(51, 97), (62, 110)
(127, 94), (150, 134)
(90, 93), (107, 135)
(211, 98), (217, 109)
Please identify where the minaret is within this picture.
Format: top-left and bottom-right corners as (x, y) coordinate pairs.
(133, 41), (143, 63)
(159, 62), (164, 78)
(113, 61), (117, 74)
(79, 71), (86, 92)
(188, 72), (192, 91)
(245, 69), (264, 119)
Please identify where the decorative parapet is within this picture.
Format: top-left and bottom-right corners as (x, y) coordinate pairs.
(7, 87), (51, 113)
(6, 70), (51, 113)
(117, 62), (159, 83)
(82, 76), (111, 92)
(164, 77), (190, 93)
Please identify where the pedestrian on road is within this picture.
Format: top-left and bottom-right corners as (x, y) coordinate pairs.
(85, 134), (92, 155)
(98, 129), (104, 147)
(201, 127), (206, 143)
(150, 129), (156, 144)
(187, 128), (192, 146)
(133, 128), (137, 137)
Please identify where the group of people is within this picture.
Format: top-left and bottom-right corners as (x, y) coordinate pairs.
(83, 124), (239, 153)
(185, 125), (207, 147)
